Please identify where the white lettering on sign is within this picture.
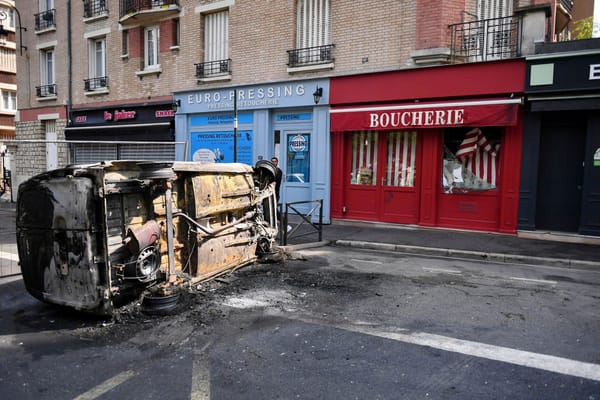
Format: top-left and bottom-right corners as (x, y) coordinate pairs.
(187, 84), (306, 107)
(589, 64), (600, 80)
(369, 109), (465, 128)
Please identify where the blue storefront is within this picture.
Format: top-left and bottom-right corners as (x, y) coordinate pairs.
(174, 79), (331, 223)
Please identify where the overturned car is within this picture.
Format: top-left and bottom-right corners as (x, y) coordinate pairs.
(16, 160), (279, 315)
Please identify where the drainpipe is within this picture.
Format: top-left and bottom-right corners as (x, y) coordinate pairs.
(67, 0), (72, 125)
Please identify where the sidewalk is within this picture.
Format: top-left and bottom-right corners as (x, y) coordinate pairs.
(286, 218), (600, 270)
(3, 198), (598, 270)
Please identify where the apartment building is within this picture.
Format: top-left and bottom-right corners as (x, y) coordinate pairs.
(0, 0), (17, 198)
(15, 0), (587, 234)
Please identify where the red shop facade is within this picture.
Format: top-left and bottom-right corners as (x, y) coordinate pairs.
(329, 59), (525, 233)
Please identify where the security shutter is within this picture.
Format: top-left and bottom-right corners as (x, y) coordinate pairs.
(119, 144), (175, 161)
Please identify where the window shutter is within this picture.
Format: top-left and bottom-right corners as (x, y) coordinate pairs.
(296, 0), (330, 49)
(204, 10), (229, 62)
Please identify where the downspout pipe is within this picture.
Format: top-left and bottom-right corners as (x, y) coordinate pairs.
(67, 0), (72, 126)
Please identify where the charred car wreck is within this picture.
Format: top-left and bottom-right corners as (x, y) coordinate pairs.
(16, 160), (279, 315)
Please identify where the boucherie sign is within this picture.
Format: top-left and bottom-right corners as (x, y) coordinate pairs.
(330, 98), (521, 131)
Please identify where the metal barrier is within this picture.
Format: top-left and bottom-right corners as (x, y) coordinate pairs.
(0, 217), (19, 277)
(279, 199), (323, 246)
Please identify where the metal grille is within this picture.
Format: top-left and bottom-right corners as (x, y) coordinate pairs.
(287, 44), (334, 67)
(449, 15), (520, 63)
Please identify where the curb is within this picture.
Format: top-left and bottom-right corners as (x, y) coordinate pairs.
(332, 240), (600, 270)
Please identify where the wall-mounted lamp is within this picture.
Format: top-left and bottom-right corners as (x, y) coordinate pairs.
(172, 99), (181, 112)
(313, 86), (323, 104)
(0, 6), (27, 56)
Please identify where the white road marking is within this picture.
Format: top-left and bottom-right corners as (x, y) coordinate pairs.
(351, 258), (383, 265)
(509, 277), (557, 285)
(0, 251), (19, 262)
(276, 312), (600, 382)
(422, 267), (462, 275)
(191, 341), (212, 400)
(72, 370), (136, 400)
(346, 325), (600, 382)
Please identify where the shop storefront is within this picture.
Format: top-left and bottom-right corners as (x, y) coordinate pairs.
(173, 79), (331, 222)
(520, 41), (600, 236)
(65, 101), (176, 163)
(330, 59), (525, 233)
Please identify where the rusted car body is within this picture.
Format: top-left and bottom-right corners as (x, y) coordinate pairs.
(16, 160), (278, 315)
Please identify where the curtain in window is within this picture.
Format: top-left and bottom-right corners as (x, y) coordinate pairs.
(385, 131), (417, 187)
(204, 11), (228, 62)
(350, 131), (378, 185)
(296, 0), (330, 49)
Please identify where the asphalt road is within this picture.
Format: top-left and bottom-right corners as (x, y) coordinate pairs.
(1, 245), (599, 399)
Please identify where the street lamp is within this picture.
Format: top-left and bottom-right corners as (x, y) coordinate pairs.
(313, 86), (323, 104)
(0, 2), (26, 56)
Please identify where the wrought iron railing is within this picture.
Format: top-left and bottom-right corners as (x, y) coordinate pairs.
(84, 77), (108, 91)
(560, 0), (573, 15)
(120, 0), (178, 18)
(449, 15), (520, 63)
(34, 9), (56, 31)
(36, 84), (57, 97)
(287, 44), (335, 68)
(195, 59), (231, 79)
(84, 0), (109, 18)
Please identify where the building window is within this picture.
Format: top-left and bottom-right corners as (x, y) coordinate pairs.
(89, 37), (106, 78)
(144, 26), (159, 70)
(83, 0), (108, 19)
(41, 48), (55, 85)
(86, 37), (107, 90)
(442, 127), (502, 193)
(0, 7), (15, 29)
(121, 30), (128, 57)
(204, 10), (228, 63)
(172, 18), (180, 47)
(1, 90), (16, 111)
(296, 0), (330, 49)
(0, 48), (16, 73)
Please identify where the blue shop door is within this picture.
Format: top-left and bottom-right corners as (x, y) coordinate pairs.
(282, 131), (311, 211)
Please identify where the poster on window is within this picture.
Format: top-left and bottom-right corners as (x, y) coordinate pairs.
(190, 131), (253, 164)
(286, 133), (310, 183)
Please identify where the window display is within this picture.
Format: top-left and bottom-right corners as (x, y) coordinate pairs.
(350, 131), (377, 185)
(287, 133), (310, 183)
(384, 131), (417, 187)
(443, 127), (501, 193)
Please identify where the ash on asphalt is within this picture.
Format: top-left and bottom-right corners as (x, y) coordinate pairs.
(73, 252), (395, 343)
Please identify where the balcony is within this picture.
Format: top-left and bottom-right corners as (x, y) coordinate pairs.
(195, 59), (231, 81)
(119, 0), (179, 25)
(35, 9), (56, 32)
(84, 0), (109, 19)
(287, 44), (335, 70)
(449, 15), (520, 63)
(84, 77), (108, 92)
(36, 84), (57, 98)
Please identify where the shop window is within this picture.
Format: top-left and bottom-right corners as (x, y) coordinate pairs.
(350, 131), (378, 185)
(286, 133), (310, 183)
(442, 127), (501, 193)
(384, 131), (417, 187)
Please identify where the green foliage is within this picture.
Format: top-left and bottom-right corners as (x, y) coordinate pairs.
(572, 16), (593, 40)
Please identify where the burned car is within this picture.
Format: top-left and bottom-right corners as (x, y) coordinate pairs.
(16, 160), (279, 315)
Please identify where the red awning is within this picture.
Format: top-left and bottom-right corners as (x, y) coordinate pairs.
(330, 98), (522, 131)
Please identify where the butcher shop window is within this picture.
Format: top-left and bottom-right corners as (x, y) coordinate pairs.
(442, 127), (502, 193)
